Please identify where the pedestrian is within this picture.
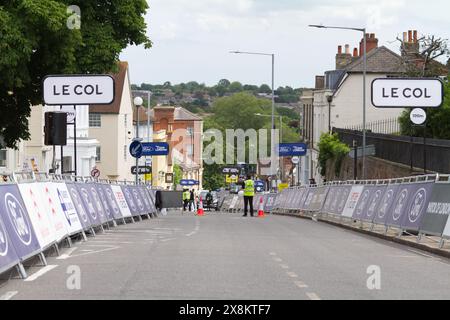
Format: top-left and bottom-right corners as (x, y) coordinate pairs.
(155, 190), (163, 214)
(242, 174), (255, 217)
(182, 188), (190, 212)
(189, 189), (195, 212)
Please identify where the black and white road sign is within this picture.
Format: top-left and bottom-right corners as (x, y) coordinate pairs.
(43, 75), (115, 105)
(371, 78), (443, 108)
(410, 108), (427, 125)
(131, 166), (152, 175)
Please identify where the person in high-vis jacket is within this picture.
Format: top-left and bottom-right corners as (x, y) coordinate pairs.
(242, 175), (255, 217)
(182, 189), (190, 211)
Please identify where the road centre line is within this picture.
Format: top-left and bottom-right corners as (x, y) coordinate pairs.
(294, 281), (309, 288)
(306, 292), (321, 300)
(24, 265), (58, 282)
(56, 247), (78, 260)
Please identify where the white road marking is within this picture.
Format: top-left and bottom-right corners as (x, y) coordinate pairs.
(24, 265), (58, 282)
(57, 247), (78, 260)
(274, 258), (283, 262)
(287, 271), (298, 278)
(90, 241), (134, 244)
(80, 250), (95, 252)
(294, 281), (308, 288)
(68, 245), (121, 258)
(161, 238), (176, 242)
(306, 292), (321, 300)
(269, 252), (277, 256)
(280, 264), (289, 269)
(186, 232), (196, 237)
(0, 291), (18, 300)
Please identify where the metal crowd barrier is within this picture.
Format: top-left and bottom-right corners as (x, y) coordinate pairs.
(0, 172), (160, 280)
(269, 174), (450, 249)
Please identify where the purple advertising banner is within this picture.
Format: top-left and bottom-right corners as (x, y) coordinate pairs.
(93, 184), (114, 222)
(329, 187), (343, 214)
(362, 185), (387, 222)
(66, 183), (92, 230)
(131, 186), (147, 214)
(298, 188), (311, 211)
(86, 183), (108, 224)
(75, 184), (102, 226)
(385, 184), (417, 227)
(352, 186), (374, 220)
(322, 186), (337, 213)
(373, 184), (400, 225)
(102, 184), (123, 220)
(293, 188), (306, 209)
(145, 187), (157, 212)
(302, 188), (316, 211)
(121, 185), (140, 216)
(138, 186), (153, 213)
(335, 186), (352, 215)
(0, 212), (20, 273)
(0, 184), (41, 261)
(400, 182), (435, 231)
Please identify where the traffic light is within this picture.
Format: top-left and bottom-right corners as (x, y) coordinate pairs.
(44, 112), (67, 146)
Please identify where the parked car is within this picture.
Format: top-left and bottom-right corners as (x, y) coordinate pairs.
(198, 190), (219, 211)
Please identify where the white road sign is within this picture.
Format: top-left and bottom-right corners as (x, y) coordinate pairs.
(43, 75), (115, 105)
(291, 156), (300, 165)
(410, 108), (427, 125)
(371, 78), (443, 108)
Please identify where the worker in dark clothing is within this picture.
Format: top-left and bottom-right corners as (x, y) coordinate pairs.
(182, 188), (190, 211)
(242, 174), (255, 217)
(189, 189), (195, 212)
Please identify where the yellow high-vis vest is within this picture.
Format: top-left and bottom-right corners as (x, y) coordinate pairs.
(244, 179), (255, 197)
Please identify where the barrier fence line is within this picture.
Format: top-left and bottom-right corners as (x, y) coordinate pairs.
(268, 174), (450, 250)
(0, 172), (164, 280)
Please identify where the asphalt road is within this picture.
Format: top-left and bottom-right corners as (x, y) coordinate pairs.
(1, 210), (450, 300)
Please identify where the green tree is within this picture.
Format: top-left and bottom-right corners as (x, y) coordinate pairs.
(318, 133), (350, 178)
(173, 164), (183, 187)
(0, 0), (151, 148)
(228, 81), (243, 93)
(259, 84), (272, 94)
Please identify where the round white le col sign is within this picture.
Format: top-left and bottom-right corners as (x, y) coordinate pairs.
(410, 108), (426, 125)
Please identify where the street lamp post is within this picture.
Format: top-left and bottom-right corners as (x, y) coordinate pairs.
(309, 24), (367, 179)
(230, 51), (277, 189)
(134, 96), (143, 185)
(327, 94), (333, 133)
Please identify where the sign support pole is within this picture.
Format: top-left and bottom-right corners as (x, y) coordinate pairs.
(74, 105), (77, 177)
(423, 113), (427, 174)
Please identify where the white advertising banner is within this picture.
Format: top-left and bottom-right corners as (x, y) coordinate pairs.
(342, 186), (365, 218)
(35, 182), (68, 242)
(110, 185), (132, 218)
(17, 183), (57, 249)
(51, 182), (84, 235)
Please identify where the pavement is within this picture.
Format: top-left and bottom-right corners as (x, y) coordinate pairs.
(1, 210), (450, 300)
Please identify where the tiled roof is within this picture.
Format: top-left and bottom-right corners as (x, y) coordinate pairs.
(345, 46), (406, 74)
(89, 61), (128, 114)
(148, 106), (203, 121)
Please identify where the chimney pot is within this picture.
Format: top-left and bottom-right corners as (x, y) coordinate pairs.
(408, 30), (412, 43)
(353, 48), (358, 57)
(338, 45), (342, 54)
(403, 32), (408, 43)
(370, 33), (375, 39)
(413, 30), (418, 43)
(345, 44), (350, 54)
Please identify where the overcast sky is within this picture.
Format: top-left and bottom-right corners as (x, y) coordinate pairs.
(120, 0), (449, 88)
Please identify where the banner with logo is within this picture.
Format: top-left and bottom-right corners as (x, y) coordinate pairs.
(342, 185), (364, 218)
(92, 183), (114, 222)
(322, 186), (337, 213)
(100, 184), (123, 220)
(329, 186), (352, 215)
(138, 186), (154, 213)
(66, 182), (92, 229)
(50, 182), (84, 236)
(36, 182), (68, 242)
(292, 188), (306, 210)
(400, 182), (434, 231)
(75, 184), (102, 226)
(0, 184), (41, 260)
(420, 183), (450, 236)
(264, 194), (277, 212)
(131, 186), (147, 215)
(362, 185), (387, 222)
(373, 184), (400, 225)
(298, 188), (311, 211)
(17, 183), (57, 249)
(352, 186), (373, 220)
(121, 186), (140, 216)
(385, 184), (417, 228)
(0, 213), (20, 273)
(111, 185), (132, 218)
(302, 188), (315, 211)
(307, 187), (329, 212)
(229, 195), (239, 210)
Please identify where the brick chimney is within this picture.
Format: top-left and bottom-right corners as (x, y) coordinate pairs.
(359, 33), (378, 56)
(336, 44), (353, 70)
(315, 75), (325, 89)
(402, 29), (420, 57)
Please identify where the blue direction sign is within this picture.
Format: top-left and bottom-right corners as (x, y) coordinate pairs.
(180, 179), (199, 186)
(278, 143), (307, 157)
(129, 141), (143, 158)
(255, 180), (265, 192)
(142, 142), (169, 156)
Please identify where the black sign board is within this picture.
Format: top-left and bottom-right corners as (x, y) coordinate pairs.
(222, 167), (240, 175)
(131, 166), (152, 175)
